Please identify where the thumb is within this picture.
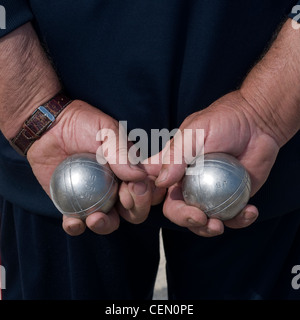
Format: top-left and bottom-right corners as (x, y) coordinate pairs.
(155, 138), (187, 188)
(155, 128), (205, 187)
(141, 152), (163, 177)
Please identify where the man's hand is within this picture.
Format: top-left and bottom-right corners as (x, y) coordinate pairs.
(151, 90), (278, 236)
(152, 19), (300, 237)
(0, 23), (165, 236)
(27, 100), (166, 236)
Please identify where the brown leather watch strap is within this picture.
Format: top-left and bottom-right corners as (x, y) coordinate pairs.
(10, 92), (73, 156)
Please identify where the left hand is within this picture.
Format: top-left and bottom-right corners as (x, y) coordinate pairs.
(27, 100), (166, 236)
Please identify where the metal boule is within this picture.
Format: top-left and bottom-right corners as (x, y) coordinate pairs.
(182, 153), (251, 221)
(50, 153), (119, 219)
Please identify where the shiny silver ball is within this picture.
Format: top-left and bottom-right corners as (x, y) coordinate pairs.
(182, 153), (251, 221)
(50, 153), (119, 219)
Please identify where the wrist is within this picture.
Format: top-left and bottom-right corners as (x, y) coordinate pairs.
(0, 23), (63, 140)
(240, 20), (300, 147)
(238, 86), (287, 148)
(2, 85), (62, 140)
(9, 92), (73, 156)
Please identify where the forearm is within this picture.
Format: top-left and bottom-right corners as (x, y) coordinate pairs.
(240, 19), (300, 147)
(0, 22), (61, 139)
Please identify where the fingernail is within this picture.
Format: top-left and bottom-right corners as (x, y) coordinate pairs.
(133, 182), (148, 195)
(68, 222), (82, 234)
(94, 218), (105, 231)
(243, 210), (257, 221)
(206, 227), (214, 235)
(157, 169), (168, 183)
(188, 218), (197, 225)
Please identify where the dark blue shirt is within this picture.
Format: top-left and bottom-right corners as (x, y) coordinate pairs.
(1, 0), (300, 301)
(0, 0), (299, 221)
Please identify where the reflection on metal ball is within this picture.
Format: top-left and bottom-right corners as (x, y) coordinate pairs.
(182, 153), (251, 221)
(50, 153), (119, 219)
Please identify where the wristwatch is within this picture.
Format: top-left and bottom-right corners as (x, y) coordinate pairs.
(10, 92), (73, 156)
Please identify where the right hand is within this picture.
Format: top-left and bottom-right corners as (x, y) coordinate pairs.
(27, 100), (166, 235)
(150, 91), (280, 236)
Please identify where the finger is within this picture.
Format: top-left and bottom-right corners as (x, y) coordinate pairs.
(151, 184), (166, 206)
(141, 142), (186, 185)
(85, 209), (120, 235)
(163, 183), (207, 227)
(155, 124), (205, 188)
(147, 175), (167, 206)
(96, 123), (147, 182)
(223, 204), (259, 229)
(109, 163), (147, 182)
(155, 139), (187, 188)
(118, 179), (152, 224)
(142, 157), (167, 205)
(155, 126), (205, 188)
(142, 153), (163, 177)
(188, 218), (225, 237)
(62, 215), (86, 236)
(119, 176), (166, 212)
(118, 181), (134, 210)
